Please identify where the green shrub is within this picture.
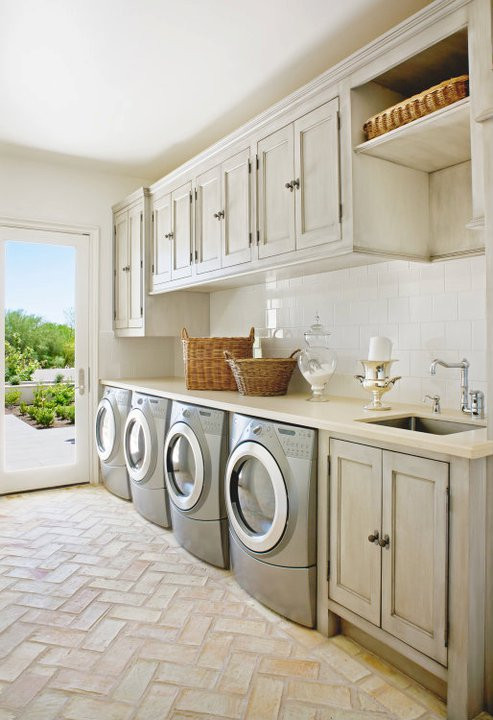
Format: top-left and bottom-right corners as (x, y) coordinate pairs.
(32, 407), (55, 427)
(5, 390), (21, 408)
(54, 373), (65, 383)
(9, 375), (20, 386)
(19, 402), (28, 415)
(26, 405), (37, 419)
(57, 404), (75, 423)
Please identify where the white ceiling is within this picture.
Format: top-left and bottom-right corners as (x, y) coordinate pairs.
(0, 0), (433, 180)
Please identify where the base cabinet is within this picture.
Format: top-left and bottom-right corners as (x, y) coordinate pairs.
(329, 439), (449, 665)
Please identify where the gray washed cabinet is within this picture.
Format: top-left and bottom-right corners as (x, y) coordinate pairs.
(329, 438), (449, 665)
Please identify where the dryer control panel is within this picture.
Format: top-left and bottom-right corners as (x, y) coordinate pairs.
(276, 425), (315, 460)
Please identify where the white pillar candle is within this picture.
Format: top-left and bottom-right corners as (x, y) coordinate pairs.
(368, 336), (392, 361)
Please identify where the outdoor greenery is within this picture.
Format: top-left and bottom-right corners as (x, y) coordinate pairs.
(4, 309), (75, 382)
(5, 382), (75, 428)
(4, 389), (21, 408)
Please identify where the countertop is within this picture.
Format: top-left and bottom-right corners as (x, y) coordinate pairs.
(101, 377), (493, 460)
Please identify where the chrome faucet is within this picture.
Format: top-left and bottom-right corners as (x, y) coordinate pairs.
(429, 358), (484, 418)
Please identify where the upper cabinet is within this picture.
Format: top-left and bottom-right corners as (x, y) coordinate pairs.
(195, 148), (252, 275)
(113, 191), (146, 334)
(112, 189), (209, 338)
(116, 0), (490, 296)
(258, 99), (341, 260)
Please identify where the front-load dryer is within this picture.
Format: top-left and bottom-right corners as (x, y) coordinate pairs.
(164, 402), (229, 568)
(95, 386), (131, 500)
(123, 392), (170, 527)
(225, 413), (317, 627)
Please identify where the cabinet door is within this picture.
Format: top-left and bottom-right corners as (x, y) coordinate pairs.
(257, 125), (295, 259)
(381, 452), (448, 665)
(195, 165), (222, 274)
(152, 193), (172, 288)
(171, 181), (193, 280)
(222, 148), (252, 268)
(114, 210), (128, 330)
(295, 99), (341, 250)
(329, 439), (382, 625)
(127, 206), (143, 328)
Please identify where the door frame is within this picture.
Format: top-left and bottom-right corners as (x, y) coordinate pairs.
(0, 215), (99, 489)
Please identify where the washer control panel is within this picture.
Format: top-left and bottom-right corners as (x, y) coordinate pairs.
(234, 415), (315, 461)
(276, 425), (315, 460)
(199, 408), (225, 436)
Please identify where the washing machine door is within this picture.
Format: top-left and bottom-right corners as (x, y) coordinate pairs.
(225, 441), (288, 553)
(164, 422), (204, 511)
(123, 407), (157, 483)
(95, 397), (119, 463)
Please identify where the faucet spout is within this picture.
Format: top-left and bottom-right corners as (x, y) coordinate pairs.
(428, 358), (471, 414)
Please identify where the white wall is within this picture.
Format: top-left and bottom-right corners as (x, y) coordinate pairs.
(0, 152), (175, 381)
(210, 256), (487, 411)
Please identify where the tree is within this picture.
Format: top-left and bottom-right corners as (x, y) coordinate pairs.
(4, 309), (75, 373)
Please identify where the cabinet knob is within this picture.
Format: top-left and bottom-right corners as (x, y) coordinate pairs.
(285, 181), (294, 191)
(214, 212), (221, 219)
(293, 178), (300, 189)
(368, 531), (379, 543)
(378, 534), (390, 548)
(218, 210), (224, 219)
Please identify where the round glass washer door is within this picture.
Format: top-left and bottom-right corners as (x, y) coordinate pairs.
(225, 441), (288, 553)
(95, 397), (118, 462)
(123, 408), (155, 483)
(164, 422), (204, 511)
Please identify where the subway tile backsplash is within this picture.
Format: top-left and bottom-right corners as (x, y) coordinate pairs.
(209, 256), (487, 411)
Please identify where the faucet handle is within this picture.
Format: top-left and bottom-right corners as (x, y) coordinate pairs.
(469, 390), (485, 419)
(423, 394), (441, 414)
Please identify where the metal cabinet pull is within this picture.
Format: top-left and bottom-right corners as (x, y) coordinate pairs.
(293, 178), (300, 189)
(285, 181), (294, 191)
(378, 534), (390, 548)
(368, 530), (379, 543)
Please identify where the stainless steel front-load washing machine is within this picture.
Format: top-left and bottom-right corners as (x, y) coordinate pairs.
(123, 392), (170, 527)
(95, 386), (131, 500)
(164, 402), (229, 568)
(225, 413), (317, 627)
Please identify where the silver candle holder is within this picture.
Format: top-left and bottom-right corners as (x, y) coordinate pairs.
(354, 359), (401, 411)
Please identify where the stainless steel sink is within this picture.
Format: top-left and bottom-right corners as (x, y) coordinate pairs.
(362, 415), (485, 435)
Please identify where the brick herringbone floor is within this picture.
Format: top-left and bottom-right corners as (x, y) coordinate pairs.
(0, 485), (449, 719)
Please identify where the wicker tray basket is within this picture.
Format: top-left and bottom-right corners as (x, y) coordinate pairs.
(363, 74), (469, 141)
(181, 327), (255, 391)
(224, 350), (299, 397)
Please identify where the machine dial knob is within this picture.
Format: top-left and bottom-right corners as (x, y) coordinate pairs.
(252, 425), (262, 435)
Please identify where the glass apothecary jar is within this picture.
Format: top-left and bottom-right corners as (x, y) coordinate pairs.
(297, 315), (337, 401)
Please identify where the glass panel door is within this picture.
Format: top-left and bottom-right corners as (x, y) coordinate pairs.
(0, 226), (90, 493)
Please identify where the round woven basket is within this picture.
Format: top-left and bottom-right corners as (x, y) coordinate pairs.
(223, 350), (299, 396)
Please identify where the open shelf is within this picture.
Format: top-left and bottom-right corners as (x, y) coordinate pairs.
(354, 97), (470, 173)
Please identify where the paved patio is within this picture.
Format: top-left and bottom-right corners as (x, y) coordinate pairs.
(4, 413), (75, 471)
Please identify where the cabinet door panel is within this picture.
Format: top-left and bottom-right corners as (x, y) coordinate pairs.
(152, 193), (172, 288)
(257, 126), (295, 259)
(222, 148), (252, 268)
(114, 211), (128, 329)
(382, 452), (448, 665)
(196, 165), (222, 274)
(295, 99), (341, 250)
(329, 439), (382, 625)
(127, 206), (143, 328)
(171, 181), (193, 280)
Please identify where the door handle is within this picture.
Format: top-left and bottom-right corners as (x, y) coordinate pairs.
(75, 368), (85, 396)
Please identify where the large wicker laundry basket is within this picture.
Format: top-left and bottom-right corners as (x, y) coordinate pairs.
(181, 327), (255, 390)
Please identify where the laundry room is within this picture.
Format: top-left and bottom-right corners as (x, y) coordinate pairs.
(1, 1), (493, 719)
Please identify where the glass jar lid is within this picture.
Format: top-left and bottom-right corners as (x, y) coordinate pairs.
(304, 313), (331, 347)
